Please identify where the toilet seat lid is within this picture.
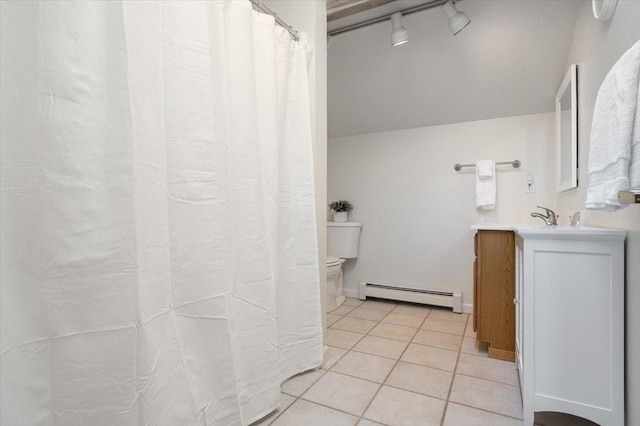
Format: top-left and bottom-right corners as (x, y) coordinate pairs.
(326, 256), (342, 266)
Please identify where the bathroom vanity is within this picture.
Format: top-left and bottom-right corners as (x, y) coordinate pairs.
(514, 226), (625, 426)
(472, 226), (516, 361)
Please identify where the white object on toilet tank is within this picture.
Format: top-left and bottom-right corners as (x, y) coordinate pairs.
(327, 221), (362, 258)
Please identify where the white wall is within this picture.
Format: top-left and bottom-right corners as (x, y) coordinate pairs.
(328, 112), (555, 308)
(555, 1), (640, 423)
(262, 0), (328, 333)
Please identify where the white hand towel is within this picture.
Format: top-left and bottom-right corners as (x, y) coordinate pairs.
(477, 159), (494, 178)
(586, 39), (640, 211)
(476, 160), (496, 209)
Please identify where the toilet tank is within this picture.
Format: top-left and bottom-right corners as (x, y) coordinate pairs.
(327, 222), (362, 258)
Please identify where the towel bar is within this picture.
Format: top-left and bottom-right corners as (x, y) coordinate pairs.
(454, 160), (521, 171)
(618, 190), (640, 204)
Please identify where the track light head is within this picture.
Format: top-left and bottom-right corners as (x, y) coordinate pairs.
(442, 1), (471, 35)
(390, 12), (409, 46)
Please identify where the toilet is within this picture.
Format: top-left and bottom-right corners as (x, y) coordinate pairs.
(326, 221), (362, 312)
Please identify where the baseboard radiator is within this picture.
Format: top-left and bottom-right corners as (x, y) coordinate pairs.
(359, 282), (462, 313)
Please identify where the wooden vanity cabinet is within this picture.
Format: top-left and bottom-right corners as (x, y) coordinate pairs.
(473, 230), (515, 362)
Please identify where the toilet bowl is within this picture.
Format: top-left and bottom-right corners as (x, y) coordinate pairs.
(326, 221), (362, 313)
(326, 257), (346, 312)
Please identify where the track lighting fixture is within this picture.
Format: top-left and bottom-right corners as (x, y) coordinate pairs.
(390, 12), (409, 46)
(327, 0), (473, 41)
(442, 0), (471, 35)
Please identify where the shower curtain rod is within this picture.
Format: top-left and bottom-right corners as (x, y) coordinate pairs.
(251, 0), (300, 41)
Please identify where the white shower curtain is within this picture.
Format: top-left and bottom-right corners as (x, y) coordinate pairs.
(0, 1), (323, 425)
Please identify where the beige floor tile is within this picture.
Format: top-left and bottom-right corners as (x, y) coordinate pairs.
(343, 298), (364, 307)
(358, 420), (385, 426)
(385, 361), (453, 400)
(326, 329), (365, 350)
(456, 354), (519, 386)
(322, 346), (348, 370)
(464, 323), (476, 337)
(331, 316), (378, 334)
(428, 309), (469, 323)
(302, 371), (380, 416)
(281, 369), (326, 397)
(347, 307), (389, 322)
(369, 323), (417, 342)
(364, 385), (445, 426)
(449, 374), (523, 419)
(421, 317), (466, 335)
(272, 399), (358, 426)
(412, 329), (463, 351)
(331, 351), (396, 383)
(443, 403), (523, 426)
(400, 343), (458, 372)
(381, 312), (425, 328)
(250, 393), (297, 426)
(392, 304), (431, 317)
(352, 335), (409, 360)
(330, 304), (357, 316)
(327, 313), (342, 327)
(360, 300), (397, 312)
(460, 337), (488, 357)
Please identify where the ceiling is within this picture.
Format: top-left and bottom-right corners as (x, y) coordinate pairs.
(328, 0), (581, 138)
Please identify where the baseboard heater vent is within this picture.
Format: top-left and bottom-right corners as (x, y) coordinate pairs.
(359, 282), (462, 313)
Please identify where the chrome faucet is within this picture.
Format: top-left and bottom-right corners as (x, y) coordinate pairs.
(530, 206), (558, 226)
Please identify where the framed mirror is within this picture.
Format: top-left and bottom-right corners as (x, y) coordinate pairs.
(556, 64), (578, 192)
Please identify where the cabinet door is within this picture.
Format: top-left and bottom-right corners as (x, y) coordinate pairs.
(473, 232), (480, 333)
(473, 257), (478, 332)
(476, 230), (515, 360)
(515, 242), (524, 385)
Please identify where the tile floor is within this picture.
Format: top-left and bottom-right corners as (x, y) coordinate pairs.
(254, 298), (523, 426)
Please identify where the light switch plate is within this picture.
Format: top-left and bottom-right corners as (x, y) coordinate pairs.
(525, 174), (535, 193)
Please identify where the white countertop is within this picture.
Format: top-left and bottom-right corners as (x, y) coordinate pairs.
(471, 224), (515, 231)
(514, 225), (626, 240)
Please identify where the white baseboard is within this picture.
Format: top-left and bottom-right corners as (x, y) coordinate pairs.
(344, 288), (474, 314)
(343, 288), (359, 299)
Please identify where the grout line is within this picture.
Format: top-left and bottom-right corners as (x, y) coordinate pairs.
(327, 350), (448, 391)
(277, 373), (522, 425)
(281, 368), (327, 398)
(327, 368), (451, 402)
(453, 371), (520, 389)
(353, 307), (429, 425)
(348, 346), (407, 361)
(321, 300), (523, 425)
(321, 346), (350, 371)
(263, 394), (298, 425)
(439, 320), (465, 425)
(296, 395), (377, 422)
(445, 400), (525, 421)
(418, 325), (466, 337)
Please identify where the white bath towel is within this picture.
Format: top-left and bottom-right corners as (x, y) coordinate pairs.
(476, 160), (496, 209)
(586, 39), (640, 211)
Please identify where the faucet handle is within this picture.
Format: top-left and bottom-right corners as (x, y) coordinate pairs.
(535, 206), (556, 217)
(535, 206), (558, 225)
(570, 211), (581, 226)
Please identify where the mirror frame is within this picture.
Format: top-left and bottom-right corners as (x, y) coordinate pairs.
(556, 64), (578, 192)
